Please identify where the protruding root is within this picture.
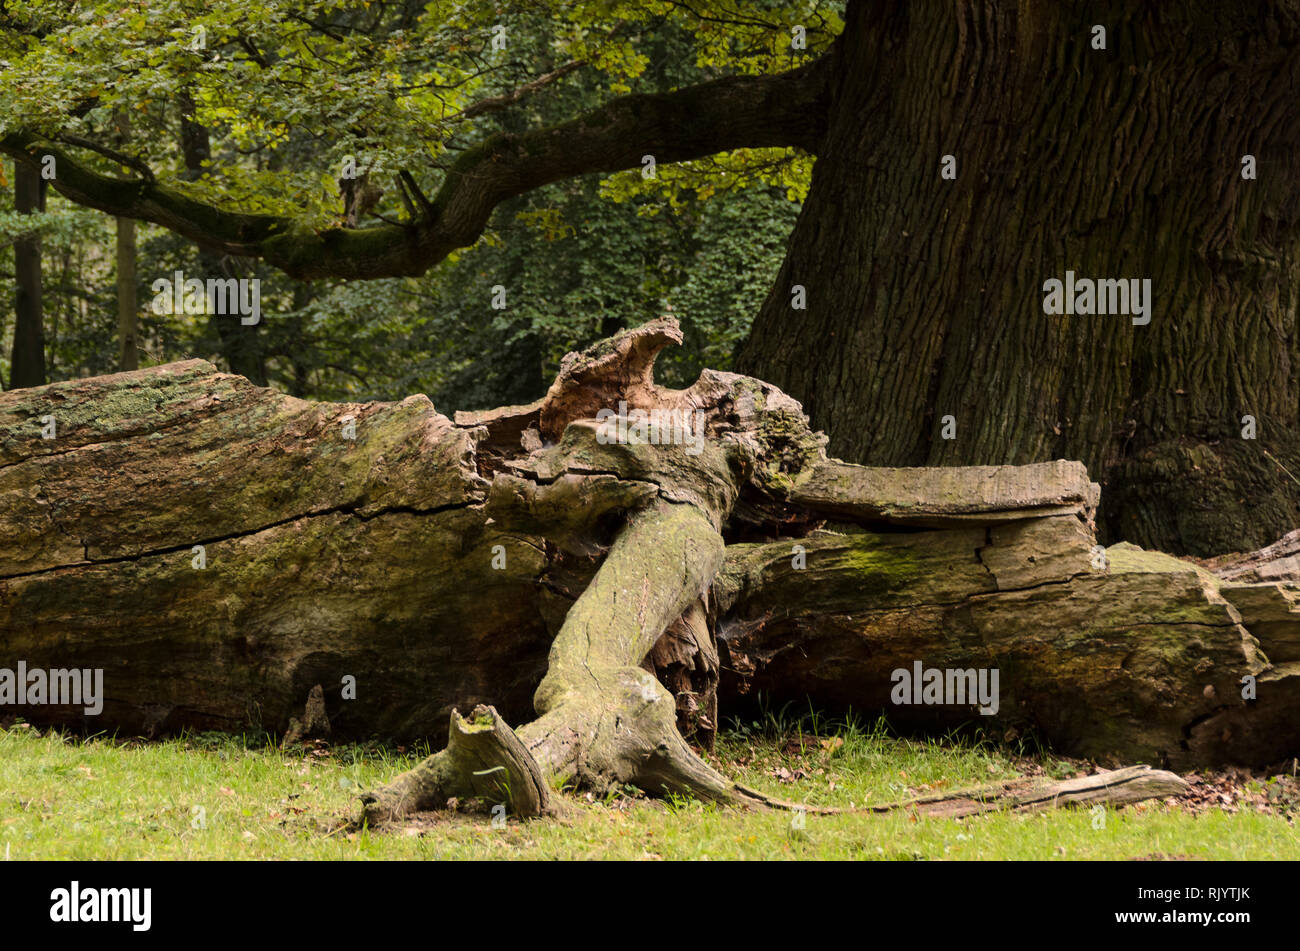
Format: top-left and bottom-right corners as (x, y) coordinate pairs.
(881, 764), (1189, 818)
(360, 704), (551, 825)
(363, 500), (770, 820)
(512, 500), (753, 802)
(735, 764), (1190, 817)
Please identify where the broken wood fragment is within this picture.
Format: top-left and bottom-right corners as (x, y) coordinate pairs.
(871, 765), (1190, 818)
(361, 705), (550, 823)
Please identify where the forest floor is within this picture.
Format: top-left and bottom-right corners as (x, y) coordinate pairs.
(3, 709), (1298, 860)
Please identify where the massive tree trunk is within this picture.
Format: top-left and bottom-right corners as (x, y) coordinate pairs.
(739, 0), (1300, 558)
(3, 319), (1297, 822)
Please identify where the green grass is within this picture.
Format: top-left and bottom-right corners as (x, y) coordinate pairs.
(3, 711), (1298, 860)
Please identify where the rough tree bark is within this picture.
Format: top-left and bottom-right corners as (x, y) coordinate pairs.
(2, 319), (1293, 821)
(739, 0), (1300, 558)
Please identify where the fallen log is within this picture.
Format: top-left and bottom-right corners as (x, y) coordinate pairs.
(2, 317), (1297, 822)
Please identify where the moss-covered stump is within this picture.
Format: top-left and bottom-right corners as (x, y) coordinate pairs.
(3, 317), (1299, 822)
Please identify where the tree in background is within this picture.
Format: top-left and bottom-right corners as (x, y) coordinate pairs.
(1, 4), (796, 412)
(8, 158), (44, 387)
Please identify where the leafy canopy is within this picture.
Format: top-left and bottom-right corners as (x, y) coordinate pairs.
(1, 0), (842, 226)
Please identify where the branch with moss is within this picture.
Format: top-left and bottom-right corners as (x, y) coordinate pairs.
(0, 58), (832, 281)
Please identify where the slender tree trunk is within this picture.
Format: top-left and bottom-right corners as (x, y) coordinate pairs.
(739, 0), (1300, 557)
(9, 160), (45, 389)
(116, 216), (138, 371)
(284, 283), (314, 398)
(178, 92), (267, 385)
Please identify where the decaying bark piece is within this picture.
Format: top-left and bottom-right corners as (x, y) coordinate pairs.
(281, 684), (331, 748)
(1203, 529), (1300, 585)
(643, 601), (718, 750)
(790, 459), (1100, 528)
(4, 317), (1299, 827)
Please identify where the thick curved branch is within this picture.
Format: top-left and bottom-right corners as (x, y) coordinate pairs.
(0, 58), (832, 281)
